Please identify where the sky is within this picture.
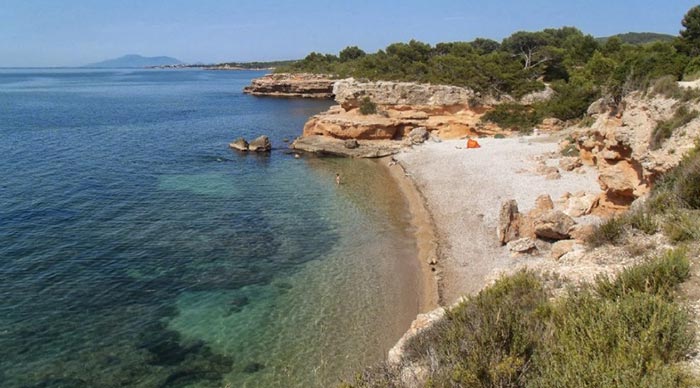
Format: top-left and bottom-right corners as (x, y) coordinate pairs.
(1, 0), (698, 67)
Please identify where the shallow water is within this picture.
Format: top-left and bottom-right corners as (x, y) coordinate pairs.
(0, 69), (422, 387)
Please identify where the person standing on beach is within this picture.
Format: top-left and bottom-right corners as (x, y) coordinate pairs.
(336, 173), (341, 185)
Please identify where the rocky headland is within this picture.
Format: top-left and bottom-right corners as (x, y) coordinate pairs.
(242, 73), (335, 99)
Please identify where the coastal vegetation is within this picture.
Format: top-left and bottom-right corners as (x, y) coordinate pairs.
(280, 6), (700, 131)
(342, 250), (693, 387)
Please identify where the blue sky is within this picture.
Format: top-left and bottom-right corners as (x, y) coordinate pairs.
(1, 0), (698, 67)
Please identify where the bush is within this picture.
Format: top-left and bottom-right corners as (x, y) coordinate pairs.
(627, 210), (658, 234)
(663, 210), (700, 242)
(594, 249), (690, 301)
(671, 151), (700, 209)
(538, 80), (600, 121)
(587, 216), (627, 247)
(359, 97), (377, 115)
(650, 105), (698, 150)
(407, 270), (548, 387)
(481, 103), (541, 131)
(530, 290), (693, 388)
(651, 75), (684, 99)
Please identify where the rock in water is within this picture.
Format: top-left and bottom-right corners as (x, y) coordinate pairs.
(248, 136), (272, 152)
(229, 138), (249, 152)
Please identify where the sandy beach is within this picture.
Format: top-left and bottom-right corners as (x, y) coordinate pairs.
(389, 135), (603, 305)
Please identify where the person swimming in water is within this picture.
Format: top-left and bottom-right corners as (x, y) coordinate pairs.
(335, 173), (341, 185)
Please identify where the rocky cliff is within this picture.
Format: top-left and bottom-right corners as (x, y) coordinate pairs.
(243, 73), (335, 98)
(293, 79), (502, 156)
(563, 92), (700, 209)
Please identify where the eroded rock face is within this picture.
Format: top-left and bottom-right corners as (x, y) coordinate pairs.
(570, 92), (700, 209)
(300, 79), (504, 146)
(333, 78), (481, 109)
(243, 73), (335, 99)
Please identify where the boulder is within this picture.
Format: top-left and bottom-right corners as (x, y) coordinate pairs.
(551, 240), (576, 260)
(562, 192), (599, 217)
(587, 98), (608, 116)
(507, 238), (537, 254)
(534, 210), (576, 240)
(559, 157), (582, 172)
(344, 139), (359, 149)
(408, 127), (429, 144)
(535, 194), (554, 212)
(569, 223), (596, 242)
(248, 136), (272, 152)
(229, 138), (249, 151)
(497, 200), (520, 244)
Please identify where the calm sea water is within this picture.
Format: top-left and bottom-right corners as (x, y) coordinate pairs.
(0, 69), (423, 387)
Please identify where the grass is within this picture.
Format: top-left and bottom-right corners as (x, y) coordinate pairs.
(650, 105), (698, 150)
(341, 251), (695, 387)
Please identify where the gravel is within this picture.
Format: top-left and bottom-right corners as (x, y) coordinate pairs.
(395, 135), (602, 304)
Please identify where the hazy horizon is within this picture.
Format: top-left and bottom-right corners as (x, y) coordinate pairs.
(2, 0), (697, 67)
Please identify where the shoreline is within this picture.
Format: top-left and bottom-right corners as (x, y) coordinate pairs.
(377, 157), (440, 312)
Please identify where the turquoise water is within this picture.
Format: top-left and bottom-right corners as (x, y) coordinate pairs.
(0, 69), (423, 387)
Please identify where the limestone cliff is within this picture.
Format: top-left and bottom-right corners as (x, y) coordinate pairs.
(243, 73), (335, 99)
(298, 78), (500, 146)
(566, 92), (700, 209)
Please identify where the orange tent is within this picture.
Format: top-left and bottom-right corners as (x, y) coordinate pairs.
(466, 138), (481, 149)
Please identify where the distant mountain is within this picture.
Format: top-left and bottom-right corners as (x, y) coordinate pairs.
(84, 54), (183, 68)
(596, 32), (676, 45)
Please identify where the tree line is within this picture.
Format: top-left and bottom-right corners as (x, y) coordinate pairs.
(278, 6), (700, 125)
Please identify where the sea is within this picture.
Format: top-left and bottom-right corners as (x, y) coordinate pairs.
(0, 69), (424, 387)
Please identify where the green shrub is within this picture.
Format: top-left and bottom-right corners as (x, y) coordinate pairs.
(587, 216), (627, 247)
(359, 97), (377, 115)
(538, 80), (600, 121)
(481, 103), (541, 131)
(578, 115), (596, 128)
(663, 210), (700, 242)
(410, 270), (548, 387)
(651, 75), (684, 99)
(650, 105), (698, 150)
(671, 153), (700, 209)
(627, 210), (658, 234)
(530, 290), (693, 388)
(594, 249), (690, 301)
